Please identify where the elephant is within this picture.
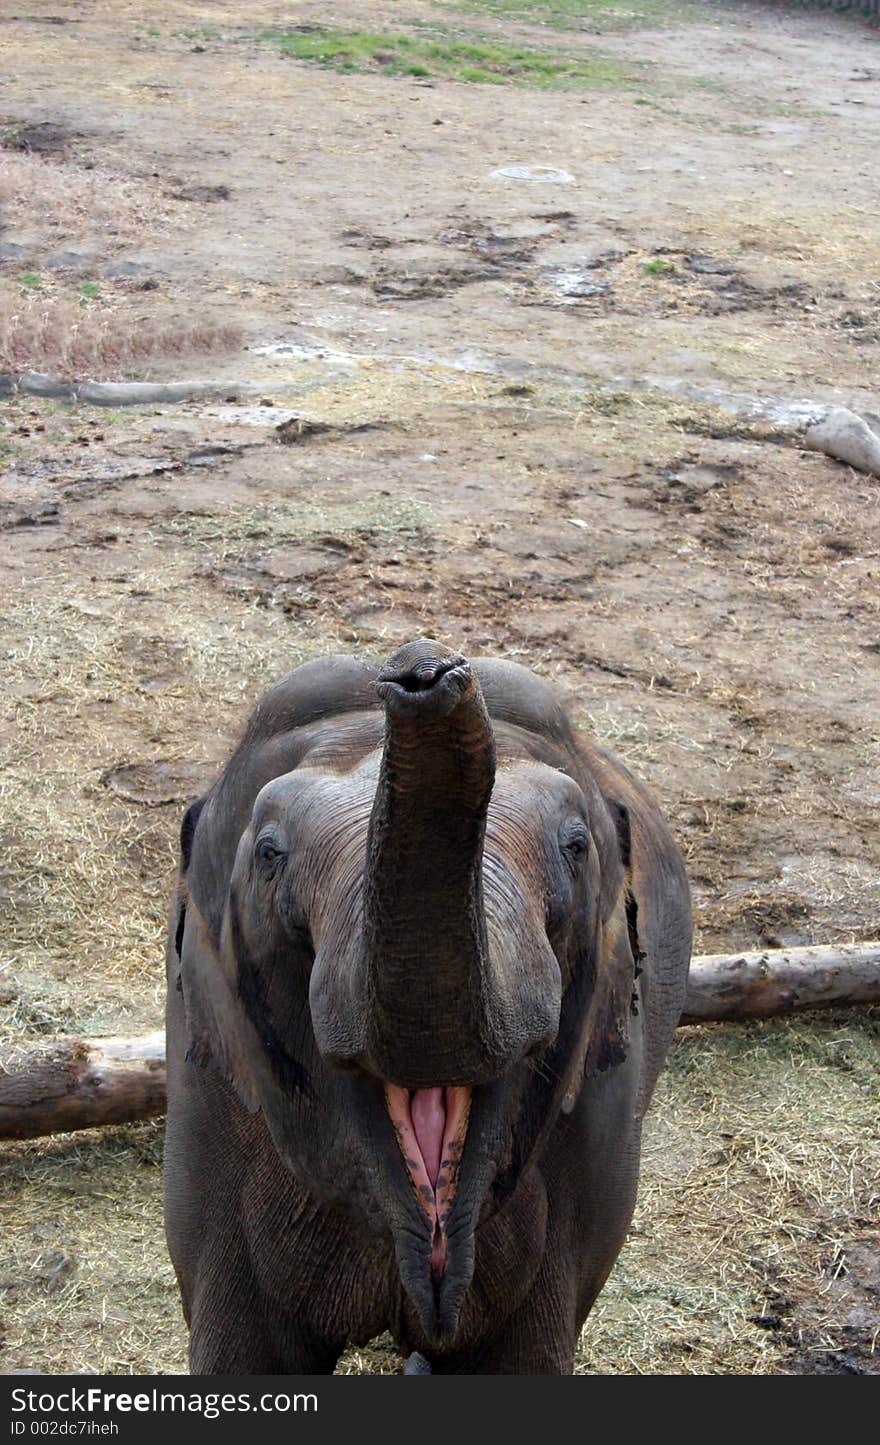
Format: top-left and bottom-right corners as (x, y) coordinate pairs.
(164, 638), (692, 1374)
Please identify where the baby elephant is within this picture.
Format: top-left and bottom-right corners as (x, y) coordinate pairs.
(165, 639), (692, 1373)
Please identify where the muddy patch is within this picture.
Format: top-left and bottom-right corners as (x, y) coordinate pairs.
(1, 120), (74, 158)
(635, 458), (742, 513)
(169, 184), (231, 204)
(101, 758), (216, 806)
(367, 262), (499, 300)
(784, 1234), (880, 1375)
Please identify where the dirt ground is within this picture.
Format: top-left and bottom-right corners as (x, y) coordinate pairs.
(1, 0), (879, 1375)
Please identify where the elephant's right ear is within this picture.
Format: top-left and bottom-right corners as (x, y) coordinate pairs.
(170, 797), (206, 972)
(179, 796), (205, 874)
(176, 895), (262, 1114)
(172, 796), (262, 1113)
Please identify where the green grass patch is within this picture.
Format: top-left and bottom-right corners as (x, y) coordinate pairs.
(642, 257), (675, 276)
(436, 0), (714, 35)
(259, 27), (639, 90)
(20, 272), (41, 291)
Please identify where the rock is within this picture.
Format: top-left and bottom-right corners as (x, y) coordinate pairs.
(685, 254), (735, 276)
(804, 408), (880, 479)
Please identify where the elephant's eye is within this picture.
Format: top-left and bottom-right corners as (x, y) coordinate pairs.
(560, 821), (590, 869)
(256, 836), (285, 866)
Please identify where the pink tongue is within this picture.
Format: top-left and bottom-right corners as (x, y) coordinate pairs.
(410, 1088), (446, 1190)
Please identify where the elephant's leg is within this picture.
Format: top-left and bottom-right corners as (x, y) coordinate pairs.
(188, 1267), (342, 1375)
(189, 1294), (276, 1374)
(432, 1288), (579, 1375)
(469, 1317), (579, 1376)
(449, 1043), (646, 1375)
(430, 1243), (580, 1375)
(165, 1059), (343, 1375)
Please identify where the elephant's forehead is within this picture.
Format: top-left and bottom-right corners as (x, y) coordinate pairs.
(254, 752), (580, 822)
(490, 758), (585, 815)
(253, 753), (381, 820)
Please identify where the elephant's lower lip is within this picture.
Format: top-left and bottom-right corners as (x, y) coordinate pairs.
(385, 1084), (471, 1278)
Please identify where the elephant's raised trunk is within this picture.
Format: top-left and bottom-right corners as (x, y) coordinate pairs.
(361, 639), (504, 1087)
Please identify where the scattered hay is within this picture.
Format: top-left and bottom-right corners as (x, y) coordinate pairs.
(441, 0), (707, 35)
(158, 496), (433, 552)
(0, 1122), (183, 1375)
(0, 151), (177, 246)
(0, 582), (319, 1050)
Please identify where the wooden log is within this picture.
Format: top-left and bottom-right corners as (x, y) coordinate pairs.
(0, 945), (878, 1140)
(681, 942), (880, 1023)
(0, 1032), (165, 1141)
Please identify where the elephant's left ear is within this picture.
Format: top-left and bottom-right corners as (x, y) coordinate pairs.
(562, 800), (642, 1110)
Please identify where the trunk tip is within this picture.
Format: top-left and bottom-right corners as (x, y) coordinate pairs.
(377, 638), (472, 716)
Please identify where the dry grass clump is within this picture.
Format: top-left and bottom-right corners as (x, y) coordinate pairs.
(0, 781), (173, 1036)
(0, 583), (312, 1051)
(0, 151), (177, 245)
(720, 202), (880, 278)
(160, 495), (434, 552)
(0, 1122), (185, 1376)
(0, 280), (241, 380)
(578, 1014), (880, 1373)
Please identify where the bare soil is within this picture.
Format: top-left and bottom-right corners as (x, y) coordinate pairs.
(1, 0), (878, 1375)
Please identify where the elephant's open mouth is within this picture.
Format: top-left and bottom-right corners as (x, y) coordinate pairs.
(384, 1084), (471, 1279)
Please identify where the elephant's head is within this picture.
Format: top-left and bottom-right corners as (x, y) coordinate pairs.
(177, 640), (641, 1347)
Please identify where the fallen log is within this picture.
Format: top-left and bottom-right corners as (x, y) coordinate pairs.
(0, 1032), (165, 1142)
(1, 944), (878, 1141)
(680, 941), (880, 1023)
(804, 407), (880, 480)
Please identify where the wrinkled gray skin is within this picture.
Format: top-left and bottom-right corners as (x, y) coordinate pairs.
(165, 640), (692, 1374)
